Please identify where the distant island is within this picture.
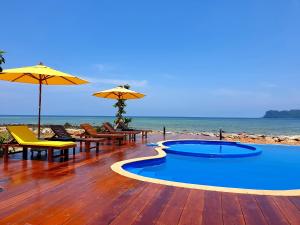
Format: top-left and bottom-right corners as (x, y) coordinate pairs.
(263, 110), (300, 118)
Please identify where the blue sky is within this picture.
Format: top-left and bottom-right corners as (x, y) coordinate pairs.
(1, 0), (300, 117)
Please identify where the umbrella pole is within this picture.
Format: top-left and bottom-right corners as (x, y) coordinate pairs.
(38, 80), (42, 138)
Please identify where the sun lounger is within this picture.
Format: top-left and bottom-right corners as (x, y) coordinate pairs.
(6, 125), (76, 162)
(49, 125), (106, 152)
(103, 122), (152, 139)
(80, 123), (125, 145)
(49, 125), (77, 142)
(102, 122), (140, 141)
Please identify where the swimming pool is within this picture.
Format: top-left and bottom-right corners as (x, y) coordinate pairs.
(111, 140), (300, 195)
(162, 140), (262, 158)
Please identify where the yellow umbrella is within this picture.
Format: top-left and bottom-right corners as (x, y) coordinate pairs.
(0, 63), (88, 137)
(93, 86), (145, 100)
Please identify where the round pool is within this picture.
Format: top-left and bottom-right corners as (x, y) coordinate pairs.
(113, 139), (300, 195)
(162, 140), (261, 158)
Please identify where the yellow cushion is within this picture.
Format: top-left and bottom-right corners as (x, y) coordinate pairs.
(7, 125), (75, 147)
(21, 141), (75, 147)
(7, 125), (39, 142)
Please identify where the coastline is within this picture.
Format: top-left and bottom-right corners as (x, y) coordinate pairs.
(1, 116), (300, 136)
(164, 131), (300, 146)
(1, 125), (300, 146)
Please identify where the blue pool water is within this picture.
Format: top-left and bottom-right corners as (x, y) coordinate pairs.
(124, 140), (300, 190)
(163, 140), (261, 158)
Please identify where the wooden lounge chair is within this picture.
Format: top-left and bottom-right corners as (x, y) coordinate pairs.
(49, 125), (106, 152)
(102, 122), (140, 141)
(49, 125), (78, 142)
(103, 122), (152, 139)
(80, 123), (125, 145)
(6, 125), (76, 162)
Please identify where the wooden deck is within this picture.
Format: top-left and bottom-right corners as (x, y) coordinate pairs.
(1, 134), (300, 225)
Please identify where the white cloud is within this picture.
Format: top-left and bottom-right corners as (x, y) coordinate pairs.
(89, 63), (148, 87)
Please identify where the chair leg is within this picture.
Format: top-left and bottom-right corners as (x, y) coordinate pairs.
(64, 149), (69, 160)
(48, 148), (53, 162)
(73, 147), (75, 155)
(23, 147), (28, 160)
(111, 138), (115, 146)
(85, 141), (90, 152)
(4, 146), (9, 163)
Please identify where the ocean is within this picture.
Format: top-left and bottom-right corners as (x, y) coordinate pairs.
(0, 115), (300, 136)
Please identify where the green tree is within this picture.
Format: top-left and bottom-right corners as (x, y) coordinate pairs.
(0, 50), (5, 72)
(0, 132), (9, 157)
(113, 84), (132, 128)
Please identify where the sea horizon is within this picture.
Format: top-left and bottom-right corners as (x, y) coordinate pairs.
(1, 115), (300, 136)
(0, 114), (264, 119)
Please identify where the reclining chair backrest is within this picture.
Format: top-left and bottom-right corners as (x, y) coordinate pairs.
(103, 122), (116, 132)
(7, 125), (38, 144)
(80, 123), (97, 136)
(50, 125), (72, 139)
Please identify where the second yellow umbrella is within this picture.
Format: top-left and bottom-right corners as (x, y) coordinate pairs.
(93, 86), (145, 100)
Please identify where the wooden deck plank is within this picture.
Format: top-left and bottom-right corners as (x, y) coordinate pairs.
(0, 150), (112, 201)
(255, 195), (290, 225)
(178, 189), (205, 225)
(0, 151), (126, 217)
(202, 191), (223, 225)
(273, 196), (300, 225)
(0, 166), (116, 223)
(75, 178), (147, 225)
(238, 194), (268, 225)
(131, 186), (176, 225)
(110, 184), (163, 225)
(221, 192), (245, 225)
(25, 174), (130, 224)
(155, 188), (190, 225)
(0, 144), (155, 223)
(289, 196), (300, 211)
(35, 174), (142, 225)
(26, 153), (153, 224)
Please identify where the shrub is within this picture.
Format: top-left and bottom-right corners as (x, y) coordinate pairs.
(64, 122), (72, 128)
